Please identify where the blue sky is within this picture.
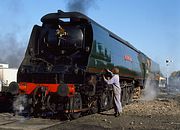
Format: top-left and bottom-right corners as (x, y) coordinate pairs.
(0, 0), (179, 76)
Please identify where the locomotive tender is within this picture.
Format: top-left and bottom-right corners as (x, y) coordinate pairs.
(10, 10), (160, 118)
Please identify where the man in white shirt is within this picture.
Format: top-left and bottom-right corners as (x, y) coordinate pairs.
(103, 68), (122, 117)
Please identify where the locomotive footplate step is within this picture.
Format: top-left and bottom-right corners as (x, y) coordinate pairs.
(0, 113), (61, 130)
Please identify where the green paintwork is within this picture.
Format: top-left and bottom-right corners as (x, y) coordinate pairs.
(87, 22), (142, 80)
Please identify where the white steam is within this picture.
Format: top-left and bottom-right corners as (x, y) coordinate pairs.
(141, 74), (159, 101)
(13, 95), (28, 115)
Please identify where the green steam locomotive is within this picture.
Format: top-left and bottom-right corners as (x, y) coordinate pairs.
(6, 10), (160, 119)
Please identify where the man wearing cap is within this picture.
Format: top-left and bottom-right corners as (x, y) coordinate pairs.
(103, 67), (122, 117)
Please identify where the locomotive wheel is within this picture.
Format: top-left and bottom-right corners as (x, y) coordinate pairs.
(47, 95), (58, 114)
(99, 92), (112, 111)
(100, 92), (108, 110)
(69, 93), (82, 119)
(90, 99), (98, 114)
(121, 88), (126, 106)
(127, 87), (134, 104)
(124, 87), (129, 105)
(133, 86), (141, 99)
(122, 86), (134, 105)
(108, 91), (114, 109)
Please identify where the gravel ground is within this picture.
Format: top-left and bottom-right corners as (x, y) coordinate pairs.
(45, 91), (180, 130)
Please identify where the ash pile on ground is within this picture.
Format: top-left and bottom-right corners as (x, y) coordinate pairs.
(123, 95), (180, 116)
(45, 89), (180, 130)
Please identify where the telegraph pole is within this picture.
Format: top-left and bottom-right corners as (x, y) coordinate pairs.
(165, 59), (173, 87)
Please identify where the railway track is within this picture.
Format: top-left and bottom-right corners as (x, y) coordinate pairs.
(0, 113), (63, 130)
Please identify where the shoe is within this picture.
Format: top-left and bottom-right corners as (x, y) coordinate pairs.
(114, 112), (120, 117)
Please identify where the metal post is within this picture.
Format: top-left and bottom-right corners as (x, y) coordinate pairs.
(166, 60), (169, 87)
(165, 59), (173, 87)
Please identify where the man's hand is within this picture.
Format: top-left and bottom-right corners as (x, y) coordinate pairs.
(102, 75), (106, 80)
(104, 69), (113, 77)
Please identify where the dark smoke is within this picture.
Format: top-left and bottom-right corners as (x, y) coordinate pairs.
(0, 34), (25, 68)
(66, 0), (96, 14)
(0, 0), (26, 68)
